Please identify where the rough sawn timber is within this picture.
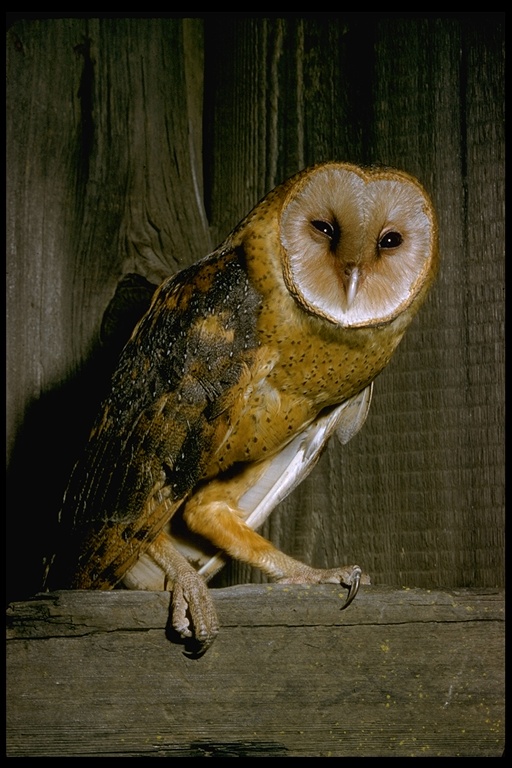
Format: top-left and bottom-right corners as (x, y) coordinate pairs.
(6, 585), (504, 757)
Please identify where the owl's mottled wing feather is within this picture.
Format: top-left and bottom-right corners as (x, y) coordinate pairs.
(49, 249), (263, 589)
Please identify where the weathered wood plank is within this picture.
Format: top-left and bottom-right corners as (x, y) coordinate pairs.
(7, 586), (504, 757)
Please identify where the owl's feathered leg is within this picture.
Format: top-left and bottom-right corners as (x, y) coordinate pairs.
(146, 531), (219, 654)
(182, 491), (369, 605)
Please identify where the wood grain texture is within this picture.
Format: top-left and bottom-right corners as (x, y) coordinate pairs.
(6, 15), (505, 602)
(6, 17), (210, 600)
(6, 586), (504, 757)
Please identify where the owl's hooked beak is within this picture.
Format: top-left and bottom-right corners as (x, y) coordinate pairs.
(344, 265), (361, 310)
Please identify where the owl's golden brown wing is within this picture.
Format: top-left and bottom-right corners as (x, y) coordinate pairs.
(46, 247), (264, 590)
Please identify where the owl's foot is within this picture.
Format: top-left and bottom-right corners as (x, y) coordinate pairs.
(147, 533), (219, 655)
(168, 568), (219, 655)
(277, 564), (370, 610)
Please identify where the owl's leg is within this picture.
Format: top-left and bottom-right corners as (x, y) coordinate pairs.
(182, 483), (369, 606)
(146, 531), (219, 653)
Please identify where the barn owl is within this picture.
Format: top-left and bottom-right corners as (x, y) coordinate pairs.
(45, 162), (439, 654)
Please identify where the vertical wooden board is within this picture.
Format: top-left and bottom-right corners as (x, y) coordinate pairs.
(353, 17), (505, 588)
(203, 17), (286, 245)
(298, 16), (374, 166)
(344, 18), (503, 589)
(7, 18), (93, 600)
(326, 17), (473, 588)
(6, 18), (210, 601)
(7, 19), (85, 456)
(461, 20), (505, 586)
(93, 18), (212, 283)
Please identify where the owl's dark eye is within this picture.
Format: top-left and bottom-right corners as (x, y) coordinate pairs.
(379, 231), (403, 249)
(311, 220), (335, 239)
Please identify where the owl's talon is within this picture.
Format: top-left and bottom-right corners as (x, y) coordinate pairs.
(340, 566), (361, 610)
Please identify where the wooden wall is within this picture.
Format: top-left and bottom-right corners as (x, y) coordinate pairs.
(6, 14), (505, 600)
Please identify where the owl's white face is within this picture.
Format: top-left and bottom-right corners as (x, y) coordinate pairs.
(280, 163), (438, 328)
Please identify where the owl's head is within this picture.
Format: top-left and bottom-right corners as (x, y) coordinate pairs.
(279, 162), (438, 329)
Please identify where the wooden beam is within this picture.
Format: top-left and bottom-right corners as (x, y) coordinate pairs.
(7, 585), (504, 757)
